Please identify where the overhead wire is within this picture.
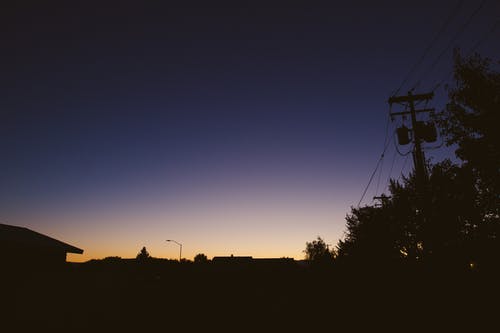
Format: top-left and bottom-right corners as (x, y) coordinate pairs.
(391, 0), (464, 97)
(430, 17), (500, 92)
(374, 115), (392, 199)
(467, 18), (500, 55)
(398, 153), (412, 183)
(411, 0), (488, 92)
(383, 140), (398, 195)
(356, 144), (389, 207)
(357, 116), (393, 207)
(374, 153), (385, 203)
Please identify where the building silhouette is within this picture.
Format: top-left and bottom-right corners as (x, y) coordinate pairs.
(0, 223), (83, 270)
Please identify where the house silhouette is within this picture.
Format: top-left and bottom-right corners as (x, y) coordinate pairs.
(0, 223), (83, 270)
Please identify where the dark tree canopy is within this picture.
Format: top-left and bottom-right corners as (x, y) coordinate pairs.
(304, 237), (334, 263)
(337, 161), (488, 268)
(438, 51), (500, 164)
(337, 173), (420, 265)
(436, 51), (500, 266)
(436, 51), (500, 216)
(194, 253), (208, 263)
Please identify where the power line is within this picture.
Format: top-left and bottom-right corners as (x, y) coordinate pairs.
(374, 148), (385, 201)
(382, 110), (392, 150)
(398, 153), (411, 183)
(467, 18), (500, 55)
(411, 0), (488, 91)
(357, 132), (393, 207)
(430, 18), (500, 92)
(383, 144), (398, 194)
(374, 115), (392, 198)
(391, 0), (464, 97)
(357, 153), (384, 207)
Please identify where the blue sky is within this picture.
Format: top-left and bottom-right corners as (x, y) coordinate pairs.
(1, 1), (499, 261)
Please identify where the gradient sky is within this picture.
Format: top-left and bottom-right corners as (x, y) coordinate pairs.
(2, 1), (499, 261)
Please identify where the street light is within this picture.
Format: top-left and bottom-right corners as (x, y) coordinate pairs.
(166, 239), (182, 261)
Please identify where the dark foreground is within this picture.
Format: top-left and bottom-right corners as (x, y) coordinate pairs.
(2, 261), (498, 331)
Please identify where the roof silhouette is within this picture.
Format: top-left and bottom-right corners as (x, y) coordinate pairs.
(0, 223), (83, 254)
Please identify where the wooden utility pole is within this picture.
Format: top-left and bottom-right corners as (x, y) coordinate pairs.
(388, 91), (434, 196)
(373, 194), (391, 207)
(389, 91), (436, 258)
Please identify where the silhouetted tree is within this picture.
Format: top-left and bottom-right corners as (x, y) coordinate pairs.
(338, 159), (495, 269)
(336, 174), (421, 266)
(194, 253), (208, 263)
(136, 246), (151, 261)
(339, 162), (475, 262)
(434, 51), (500, 268)
(338, 206), (408, 264)
(304, 237), (334, 263)
(435, 51), (500, 193)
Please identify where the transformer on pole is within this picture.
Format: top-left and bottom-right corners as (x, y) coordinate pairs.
(388, 91), (436, 195)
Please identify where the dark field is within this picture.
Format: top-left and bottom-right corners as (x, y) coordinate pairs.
(2, 261), (498, 331)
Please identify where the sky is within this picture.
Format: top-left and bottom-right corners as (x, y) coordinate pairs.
(1, 1), (499, 262)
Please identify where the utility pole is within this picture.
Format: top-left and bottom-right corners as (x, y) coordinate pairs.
(389, 91), (437, 258)
(373, 194), (391, 207)
(388, 91), (435, 196)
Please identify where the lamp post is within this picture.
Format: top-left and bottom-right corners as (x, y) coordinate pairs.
(166, 239), (182, 261)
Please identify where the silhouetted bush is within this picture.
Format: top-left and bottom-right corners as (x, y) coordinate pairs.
(304, 237), (334, 264)
(194, 253), (208, 263)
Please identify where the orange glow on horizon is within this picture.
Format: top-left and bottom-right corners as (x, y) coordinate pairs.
(15, 188), (351, 264)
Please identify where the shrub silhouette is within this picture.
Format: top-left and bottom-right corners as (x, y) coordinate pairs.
(304, 237), (334, 263)
(194, 253), (208, 263)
